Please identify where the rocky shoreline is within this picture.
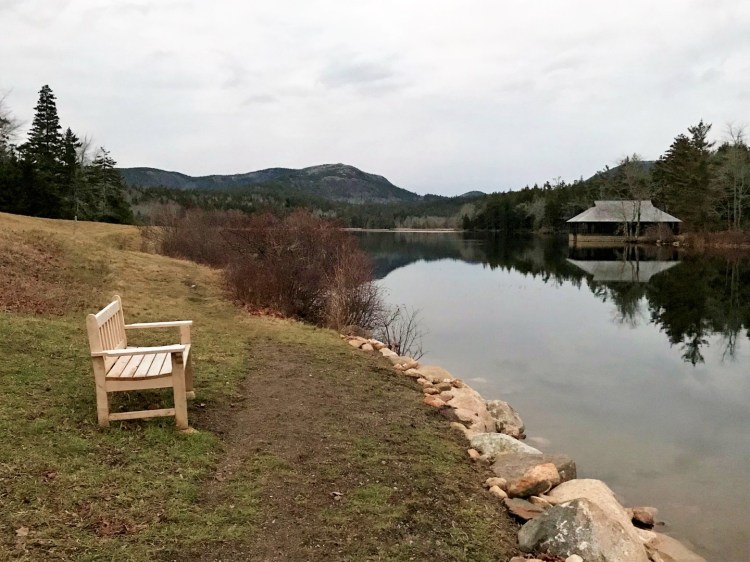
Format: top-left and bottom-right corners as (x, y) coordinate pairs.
(344, 334), (707, 562)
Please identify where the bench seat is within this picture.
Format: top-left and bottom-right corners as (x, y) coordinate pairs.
(106, 346), (190, 380)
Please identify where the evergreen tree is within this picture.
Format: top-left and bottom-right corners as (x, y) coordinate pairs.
(653, 120), (718, 230)
(20, 85), (63, 167)
(61, 127), (82, 217)
(17, 85), (66, 217)
(84, 147), (133, 223)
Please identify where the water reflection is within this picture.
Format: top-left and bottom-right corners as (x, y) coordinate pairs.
(353, 231), (750, 561)
(355, 232), (750, 366)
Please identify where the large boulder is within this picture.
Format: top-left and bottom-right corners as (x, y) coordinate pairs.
(471, 433), (542, 458)
(486, 399), (525, 438)
(492, 452), (577, 484)
(443, 386), (496, 435)
(636, 530), (707, 562)
(518, 498), (650, 562)
(548, 479), (632, 530)
(414, 364), (454, 384)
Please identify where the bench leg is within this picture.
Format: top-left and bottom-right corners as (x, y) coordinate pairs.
(172, 362), (189, 430)
(92, 359), (110, 427)
(185, 354), (194, 398)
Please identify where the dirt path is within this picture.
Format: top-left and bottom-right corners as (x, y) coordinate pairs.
(180, 331), (520, 562)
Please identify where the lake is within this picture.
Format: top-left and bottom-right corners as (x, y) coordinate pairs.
(355, 231), (750, 562)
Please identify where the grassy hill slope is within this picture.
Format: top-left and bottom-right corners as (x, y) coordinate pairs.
(0, 213), (518, 561)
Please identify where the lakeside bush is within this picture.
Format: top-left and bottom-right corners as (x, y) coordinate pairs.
(144, 208), (383, 330)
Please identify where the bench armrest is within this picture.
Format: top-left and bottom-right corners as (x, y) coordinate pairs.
(92, 344), (187, 358)
(124, 321), (193, 329)
(125, 320), (192, 344)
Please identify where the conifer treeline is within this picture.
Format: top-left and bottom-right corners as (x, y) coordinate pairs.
(0, 85), (132, 223)
(464, 120), (750, 233)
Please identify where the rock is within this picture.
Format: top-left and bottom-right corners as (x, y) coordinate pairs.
(636, 530), (706, 562)
(509, 558), (529, 562)
(387, 354), (407, 365)
(518, 498), (650, 562)
(549, 479), (632, 530)
(566, 556), (584, 562)
(450, 378), (465, 388)
(504, 497), (547, 521)
(438, 391), (454, 402)
(488, 485), (508, 499)
(630, 506), (658, 528)
(399, 358), (419, 370)
(423, 395), (445, 408)
(484, 477), (507, 490)
(404, 368), (422, 378)
(368, 339), (386, 350)
(449, 422), (471, 439)
(436, 382), (453, 392)
(360, 343), (374, 352)
(529, 495), (553, 508)
(414, 365), (454, 384)
(492, 452), (577, 487)
(467, 448), (481, 460)
(415, 378), (431, 386)
(486, 399), (525, 438)
(444, 386), (496, 435)
(379, 347), (398, 358)
(348, 337), (367, 348)
(537, 493), (562, 505)
(424, 387), (440, 395)
(470, 433), (542, 459)
(507, 463), (561, 498)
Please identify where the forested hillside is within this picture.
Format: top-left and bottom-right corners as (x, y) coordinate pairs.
(121, 163), (421, 204)
(3, 86), (748, 236)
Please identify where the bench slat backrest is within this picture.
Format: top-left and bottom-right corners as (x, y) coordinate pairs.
(86, 295), (128, 371)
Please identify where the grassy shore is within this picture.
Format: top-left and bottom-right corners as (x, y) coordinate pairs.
(0, 212), (519, 561)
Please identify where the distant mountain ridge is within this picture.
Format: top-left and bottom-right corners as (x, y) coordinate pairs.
(119, 163), (422, 204)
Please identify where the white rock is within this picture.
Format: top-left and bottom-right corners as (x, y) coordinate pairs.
(379, 347), (398, 358)
(470, 433), (542, 459)
(360, 343), (374, 352)
(565, 556), (584, 562)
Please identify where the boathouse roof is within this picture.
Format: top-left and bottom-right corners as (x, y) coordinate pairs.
(566, 200), (681, 223)
(566, 259), (680, 282)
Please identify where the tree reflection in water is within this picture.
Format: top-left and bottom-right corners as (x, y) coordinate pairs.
(354, 232), (750, 366)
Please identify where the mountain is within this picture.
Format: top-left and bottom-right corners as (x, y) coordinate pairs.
(119, 163), (421, 204)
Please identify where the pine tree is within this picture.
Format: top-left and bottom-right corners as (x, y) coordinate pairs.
(61, 127), (82, 217)
(654, 120), (718, 230)
(16, 85), (66, 217)
(20, 85), (63, 167)
(84, 147), (133, 223)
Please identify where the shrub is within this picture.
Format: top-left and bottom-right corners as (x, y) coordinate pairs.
(145, 208), (383, 330)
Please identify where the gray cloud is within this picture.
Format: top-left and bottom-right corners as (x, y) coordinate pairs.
(0, 0), (748, 195)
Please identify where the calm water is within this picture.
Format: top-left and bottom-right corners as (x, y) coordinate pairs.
(355, 232), (750, 562)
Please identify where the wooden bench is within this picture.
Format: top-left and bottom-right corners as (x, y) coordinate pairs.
(86, 295), (194, 429)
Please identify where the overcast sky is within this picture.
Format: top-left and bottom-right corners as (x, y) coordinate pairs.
(2, 1), (749, 195)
